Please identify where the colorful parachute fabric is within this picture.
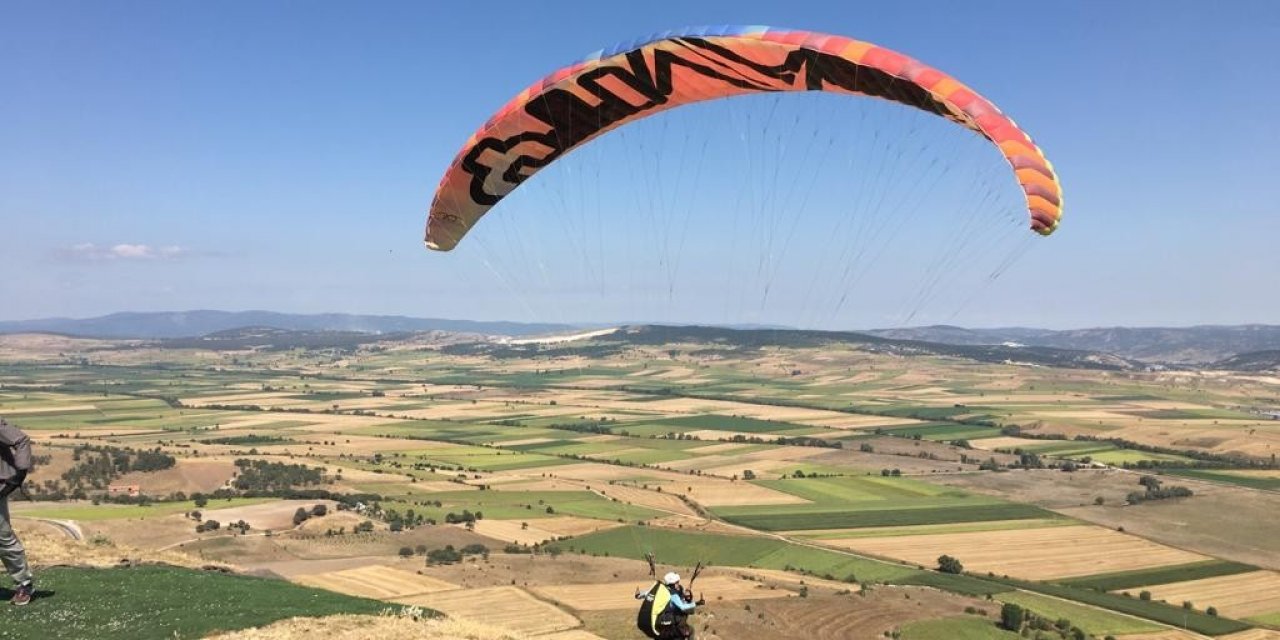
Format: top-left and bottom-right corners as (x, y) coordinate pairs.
(426, 26), (1061, 251)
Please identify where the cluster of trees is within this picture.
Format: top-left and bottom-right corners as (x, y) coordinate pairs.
(199, 435), (287, 446)
(1000, 603), (1089, 640)
(880, 468), (903, 477)
(321, 521), (374, 536)
(500, 542), (565, 557)
(443, 510), (483, 524)
(936, 555), (964, 574)
(383, 507), (436, 531)
(544, 420), (615, 435)
(232, 458), (325, 492)
(774, 436), (843, 449)
(292, 504), (328, 526)
(1127, 475), (1194, 504)
(30, 445), (177, 500)
(424, 544), (489, 565)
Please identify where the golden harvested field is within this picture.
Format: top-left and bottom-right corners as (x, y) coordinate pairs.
(699, 458), (798, 478)
(471, 517), (620, 545)
(115, 458), (235, 494)
(1222, 469), (1280, 478)
(1113, 631), (1204, 640)
(800, 415), (921, 430)
(968, 436), (1047, 451)
(1218, 631), (1280, 640)
(1132, 571), (1280, 618)
(536, 631), (607, 640)
(533, 575), (793, 611)
(205, 614), (531, 640)
(537, 517), (625, 537)
(201, 499), (338, 531)
(590, 484), (699, 516)
(294, 564), (458, 599)
(828, 525), (1210, 580)
(675, 478), (811, 507)
(395, 586), (583, 636)
(543, 460), (809, 507)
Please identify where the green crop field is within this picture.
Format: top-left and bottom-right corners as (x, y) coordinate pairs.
(711, 476), (1049, 530)
(890, 572), (1012, 597)
(551, 526), (915, 582)
(750, 544), (915, 582)
(393, 490), (661, 522)
(998, 591), (1162, 635)
(880, 423), (1002, 441)
(1248, 611), (1280, 626)
(900, 617), (1021, 640)
(796, 518), (1073, 540)
(859, 405), (973, 420)
(1086, 449), (1193, 464)
(1166, 469), (1280, 491)
(646, 414), (811, 434)
(2, 565), (394, 640)
(1060, 560), (1258, 592)
(717, 503), (1052, 531)
(15, 497), (275, 522)
(985, 577), (1253, 636)
(594, 449), (694, 465)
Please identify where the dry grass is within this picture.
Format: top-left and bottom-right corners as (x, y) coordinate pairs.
(828, 525), (1209, 580)
(1218, 631), (1280, 640)
(678, 478), (811, 507)
(1113, 631), (1205, 640)
(293, 565), (457, 599)
(471, 517), (620, 546)
(205, 613), (529, 640)
(967, 436), (1047, 451)
(18, 523), (231, 572)
(1131, 570), (1280, 618)
(587, 484), (699, 516)
(394, 586), (582, 636)
(115, 458), (235, 494)
(201, 499), (338, 531)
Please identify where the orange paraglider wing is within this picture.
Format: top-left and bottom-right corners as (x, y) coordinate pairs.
(426, 26), (1061, 251)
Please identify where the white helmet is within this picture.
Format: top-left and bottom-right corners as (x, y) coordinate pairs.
(663, 572), (680, 585)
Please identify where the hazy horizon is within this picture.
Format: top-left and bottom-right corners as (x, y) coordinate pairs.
(2, 307), (1277, 334)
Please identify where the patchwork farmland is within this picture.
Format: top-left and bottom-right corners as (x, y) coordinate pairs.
(2, 328), (1278, 639)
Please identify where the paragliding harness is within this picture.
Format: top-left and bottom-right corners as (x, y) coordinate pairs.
(636, 553), (704, 639)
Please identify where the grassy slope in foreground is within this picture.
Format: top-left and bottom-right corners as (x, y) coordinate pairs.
(5, 565), (394, 640)
(550, 525), (915, 582)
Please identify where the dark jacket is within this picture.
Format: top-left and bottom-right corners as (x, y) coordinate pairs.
(0, 418), (33, 484)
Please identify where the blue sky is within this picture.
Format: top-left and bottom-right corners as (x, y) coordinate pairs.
(2, 1), (1277, 328)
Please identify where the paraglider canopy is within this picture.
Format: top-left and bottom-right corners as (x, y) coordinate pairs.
(426, 25), (1061, 251)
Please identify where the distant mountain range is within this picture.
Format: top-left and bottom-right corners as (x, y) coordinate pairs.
(862, 325), (1280, 365)
(0, 311), (571, 339)
(2, 311), (1277, 367)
